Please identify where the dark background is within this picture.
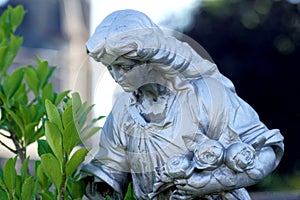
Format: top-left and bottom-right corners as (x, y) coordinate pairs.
(181, 0), (300, 179)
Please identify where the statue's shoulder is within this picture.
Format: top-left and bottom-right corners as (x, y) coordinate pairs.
(190, 78), (212, 106)
(110, 92), (132, 121)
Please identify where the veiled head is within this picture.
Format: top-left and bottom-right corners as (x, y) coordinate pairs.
(87, 9), (219, 92)
(86, 9), (162, 66)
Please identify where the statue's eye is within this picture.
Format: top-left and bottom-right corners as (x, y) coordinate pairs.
(120, 65), (134, 71)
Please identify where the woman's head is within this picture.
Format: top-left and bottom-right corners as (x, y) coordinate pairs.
(86, 9), (162, 65)
(87, 9), (220, 92)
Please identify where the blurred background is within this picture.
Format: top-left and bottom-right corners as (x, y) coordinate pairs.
(0, 0), (299, 193)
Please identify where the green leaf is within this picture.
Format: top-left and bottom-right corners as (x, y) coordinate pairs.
(19, 104), (29, 125)
(3, 157), (17, 195)
(24, 66), (39, 97)
(71, 92), (82, 114)
(37, 139), (53, 156)
(124, 182), (136, 200)
(24, 122), (38, 146)
(65, 148), (89, 179)
(45, 99), (63, 132)
(3, 35), (23, 72)
(62, 97), (72, 109)
(0, 177), (9, 199)
(0, 91), (7, 105)
(14, 83), (28, 104)
(3, 107), (24, 138)
(74, 101), (87, 117)
(20, 157), (29, 181)
(36, 61), (48, 89)
(62, 106), (74, 128)
(81, 127), (101, 143)
(3, 67), (25, 99)
(39, 191), (54, 200)
(0, 46), (7, 72)
(34, 160), (41, 173)
(41, 155), (63, 193)
(41, 153), (63, 190)
(84, 115), (105, 130)
(0, 9), (10, 38)
(0, 186), (9, 200)
(15, 175), (22, 199)
(29, 106), (37, 121)
(44, 121), (63, 163)
(105, 196), (113, 200)
(9, 34), (23, 53)
(36, 57), (56, 89)
(33, 104), (46, 120)
(36, 164), (50, 191)
(27, 128), (44, 146)
(9, 5), (26, 32)
(42, 83), (54, 103)
(67, 179), (85, 199)
(54, 90), (70, 106)
(0, 167), (3, 179)
(21, 176), (34, 200)
(77, 103), (94, 130)
(63, 120), (81, 156)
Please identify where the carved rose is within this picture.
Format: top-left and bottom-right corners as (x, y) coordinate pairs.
(194, 140), (225, 170)
(165, 154), (194, 179)
(225, 142), (256, 172)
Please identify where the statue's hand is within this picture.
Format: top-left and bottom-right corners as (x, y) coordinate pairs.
(172, 165), (239, 199)
(252, 136), (267, 151)
(172, 170), (212, 198)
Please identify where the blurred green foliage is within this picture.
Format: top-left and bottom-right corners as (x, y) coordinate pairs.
(0, 5), (101, 199)
(0, 5), (69, 163)
(199, 0), (300, 55)
(250, 170), (300, 191)
(0, 94), (101, 199)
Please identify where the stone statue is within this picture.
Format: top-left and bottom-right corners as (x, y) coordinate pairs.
(80, 9), (284, 200)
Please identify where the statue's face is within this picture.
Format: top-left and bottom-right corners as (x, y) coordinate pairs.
(106, 57), (149, 92)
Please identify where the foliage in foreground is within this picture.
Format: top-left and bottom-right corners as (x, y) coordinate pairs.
(0, 93), (101, 199)
(0, 5), (101, 199)
(0, 5), (69, 163)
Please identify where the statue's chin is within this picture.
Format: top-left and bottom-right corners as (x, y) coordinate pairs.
(120, 85), (136, 92)
(122, 87), (135, 92)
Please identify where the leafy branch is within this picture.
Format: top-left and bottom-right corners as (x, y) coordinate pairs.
(0, 5), (70, 163)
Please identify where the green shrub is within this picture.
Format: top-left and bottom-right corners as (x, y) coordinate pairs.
(0, 5), (69, 163)
(0, 5), (101, 199)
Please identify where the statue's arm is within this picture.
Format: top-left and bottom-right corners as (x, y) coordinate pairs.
(174, 145), (277, 198)
(80, 108), (131, 199)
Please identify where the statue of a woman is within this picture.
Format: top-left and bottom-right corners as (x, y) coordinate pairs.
(81, 9), (284, 200)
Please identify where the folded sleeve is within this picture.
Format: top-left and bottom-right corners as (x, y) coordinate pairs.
(80, 111), (130, 197)
(230, 95), (284, 166)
